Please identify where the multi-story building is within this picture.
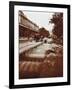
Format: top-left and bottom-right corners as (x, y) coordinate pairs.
(19, 11), (39, 40)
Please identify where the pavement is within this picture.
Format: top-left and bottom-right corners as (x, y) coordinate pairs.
(19, 41), (43, 54)
(25, 43), (54, 58)
(19, 40), (63, 59)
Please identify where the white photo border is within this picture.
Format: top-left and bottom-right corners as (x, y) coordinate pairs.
(14, 5), (68, 85)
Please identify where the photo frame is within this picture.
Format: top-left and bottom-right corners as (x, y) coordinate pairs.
(9, 1), (70, 89)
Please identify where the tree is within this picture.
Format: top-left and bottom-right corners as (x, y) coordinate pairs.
(50, 13), (63, 39)
(39, 27), (50, 38)
(50, 13), (63, 44)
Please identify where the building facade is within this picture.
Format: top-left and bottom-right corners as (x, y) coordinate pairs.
(19, 11), (39, 39)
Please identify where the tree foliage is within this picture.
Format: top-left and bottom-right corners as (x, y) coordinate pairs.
(50, 13), (63, 38)
(39, 27), (50, 38)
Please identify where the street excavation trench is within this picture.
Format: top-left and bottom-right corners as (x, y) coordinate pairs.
(19, 43), (63, 79)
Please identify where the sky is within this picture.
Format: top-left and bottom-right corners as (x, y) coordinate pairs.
(23, 11), (55, 33)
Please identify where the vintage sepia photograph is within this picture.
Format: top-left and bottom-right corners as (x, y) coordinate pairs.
(19, 10), (63, 79)
(9, 1), (70, 88)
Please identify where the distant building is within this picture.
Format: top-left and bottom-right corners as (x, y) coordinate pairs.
(19, 11), (39, 38)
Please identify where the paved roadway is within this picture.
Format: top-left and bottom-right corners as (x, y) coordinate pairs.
(19, 41), (43, 54)
(25, 43), (58, 58)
